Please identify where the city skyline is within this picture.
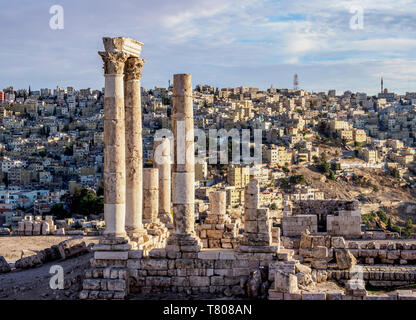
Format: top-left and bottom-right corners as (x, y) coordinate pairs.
(1, 0), (416, 95)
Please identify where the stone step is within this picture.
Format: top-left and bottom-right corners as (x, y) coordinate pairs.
(277, 249), (295, 261)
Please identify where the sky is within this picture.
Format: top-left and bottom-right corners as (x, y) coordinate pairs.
(1, 0), (416, 95)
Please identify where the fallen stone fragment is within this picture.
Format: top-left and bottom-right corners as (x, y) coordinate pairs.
(335, 248), (357, 270)
(0, 256), (11, 273)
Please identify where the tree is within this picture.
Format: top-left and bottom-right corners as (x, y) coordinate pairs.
(69, 189), (103, 216)
(328, 169), (336, 181)
(50, 203), (69, 219)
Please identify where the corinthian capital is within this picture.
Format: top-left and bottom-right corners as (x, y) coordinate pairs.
(98, 51), (129, 75)
(124, 57), (146, 81)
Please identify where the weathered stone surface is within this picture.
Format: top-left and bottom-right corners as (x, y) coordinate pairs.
(274, 270), (298, 293)
(335, 249), (357, 270)
(0, 256), (11, 273)
(331, 237), (346, 249)
(345, 279), (367, 297)
(247, 270), (262, 299)
(94, 251), (129, 260)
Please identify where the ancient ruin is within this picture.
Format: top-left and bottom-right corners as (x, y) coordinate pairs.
(79, 37), (416, 300)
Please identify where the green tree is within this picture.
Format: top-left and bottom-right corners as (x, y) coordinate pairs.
(50, 203), (69, 219)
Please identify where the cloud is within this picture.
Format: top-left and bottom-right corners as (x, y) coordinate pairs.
(0, 0), (415, 94)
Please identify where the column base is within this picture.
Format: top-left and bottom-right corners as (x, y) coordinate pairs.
(158, 212), (173, 225)
(99, 235), (130, 245)
(126, 226), (147, 243)
(167, 233), (202, 252)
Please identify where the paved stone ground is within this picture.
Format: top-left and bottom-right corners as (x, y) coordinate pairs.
(0, 252), (92, 300)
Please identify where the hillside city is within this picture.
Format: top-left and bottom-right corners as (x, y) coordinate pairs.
(0, 79), (415, 239)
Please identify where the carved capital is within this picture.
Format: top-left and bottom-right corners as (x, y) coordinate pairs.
(98, 51), (129, 75)
(124, 57), (146, 81)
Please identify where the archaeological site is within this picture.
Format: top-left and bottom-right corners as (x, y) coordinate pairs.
(74, 37), (416, 301)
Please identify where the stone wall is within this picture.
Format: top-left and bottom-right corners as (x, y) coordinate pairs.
(291, 200), (359, 216)
(282, 200), (361, 238)
(282, 215), (317, 237)
(327, 210), (361, 238)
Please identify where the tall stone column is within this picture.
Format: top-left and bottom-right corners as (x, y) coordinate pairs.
(168, 74), (201, 249)
(124, 57), (147, 240)
(99, 50), (129, 239)
(143, 168), (159, 224)
(153, 137), (172, 225)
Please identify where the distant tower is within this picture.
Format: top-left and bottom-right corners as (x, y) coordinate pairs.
(168, 79), (171, 88)
(293, 74), (299, 90)
(381, 77), (384, 94)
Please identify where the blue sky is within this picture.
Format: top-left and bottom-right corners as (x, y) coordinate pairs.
(1, 0), (416, 95)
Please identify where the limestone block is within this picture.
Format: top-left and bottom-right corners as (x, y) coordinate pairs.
(209, 191), (226, 215)
(335, 249), (357, 270)
(41, 221), (50, 235)
(206, 229), (223, 239)
(198, 250), (220, 260)
(331, 237), (346, 248)
(0, 256), (11, 273)
(274, 270), (299, 293)
(312, 246), (328, 259)
(401, 250), (416, 260)
(345, 279), (367, 297)
(295, 263), (311, 275)
(311, 259), (327, 270)
(268, 290), (284, 300)
(94, 251), (128, 260)
(172, 172), (194, 204)
(143, 168), (158, 190)
(244, 179), (259, 209)
(245, 221), (257, 233)
(387, 251), (400, 260)
(299, 230), (312, 249)
(302, 292), (326, 300)
(189, 276), (210, 287)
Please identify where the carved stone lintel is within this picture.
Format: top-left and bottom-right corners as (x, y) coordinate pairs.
(99, 51), (129, 75)
(124, 57), (145, 81)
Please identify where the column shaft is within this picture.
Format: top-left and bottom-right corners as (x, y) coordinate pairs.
(124, 57), (146, 238)
(143, 168), (159, 224)
(153, 138), (172, 224)
(100, 51), (128, 238)
(171, 74), (197, 237)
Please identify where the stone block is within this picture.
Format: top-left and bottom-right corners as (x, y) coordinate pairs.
(302, 292), (326, 300)
(284, 293), (302, 300)
(189, 276), (210, 287)
(141, 259), (168, 270)
(274, 270), (298, 293)
(312, 246), (328, 259)
(331, 237), (346, 248)
(94, 251), (128, 260)
(268, 290), (284, 300)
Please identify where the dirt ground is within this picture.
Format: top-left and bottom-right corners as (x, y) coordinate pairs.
(0, 235), (100, 262)
(0, 235), (101, 300)
(0, 252), (93, 300)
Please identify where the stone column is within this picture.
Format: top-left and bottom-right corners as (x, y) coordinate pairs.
(99, 50), (129, 239)
(124, 57), (147, 240)
(153, 137), (172, 225)
(143, 168), (159, 224)
(209, 191), (226, 217)
(169, 73), (201, 249)
(238, 179), (278, 253)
